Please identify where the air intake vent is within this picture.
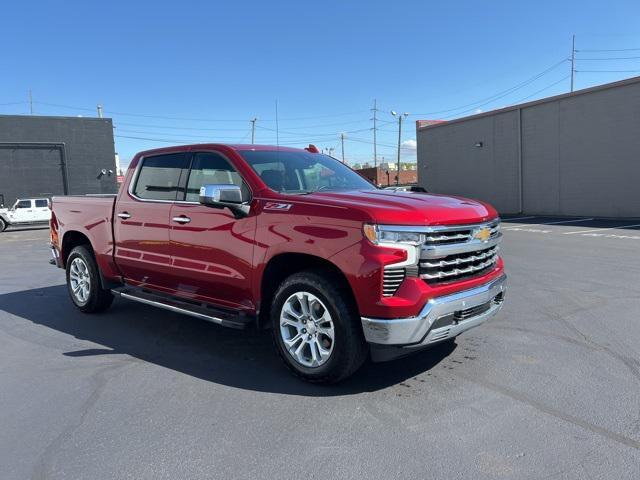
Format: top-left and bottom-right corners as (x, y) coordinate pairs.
(383, 267), (405, 297)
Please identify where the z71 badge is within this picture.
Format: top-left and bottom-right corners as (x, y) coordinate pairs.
(264, 202), (292, 211)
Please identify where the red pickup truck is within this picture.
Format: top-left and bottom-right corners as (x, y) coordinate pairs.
(50, 144), (506, 383)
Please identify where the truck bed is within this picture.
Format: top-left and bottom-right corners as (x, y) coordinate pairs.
(50, 195), (118, 279)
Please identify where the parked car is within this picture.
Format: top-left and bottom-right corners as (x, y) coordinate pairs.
(0, 198), (51, 232)
(384, 185), (428, 193)
(49, 144), (506, 383)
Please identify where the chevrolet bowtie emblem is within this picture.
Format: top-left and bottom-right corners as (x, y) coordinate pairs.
(473, 227), (491, 242)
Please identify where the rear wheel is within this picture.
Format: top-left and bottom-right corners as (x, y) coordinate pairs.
(66, 245), (114, 313)
(0, 218), (6, 232)
(271, 270), (368, 383)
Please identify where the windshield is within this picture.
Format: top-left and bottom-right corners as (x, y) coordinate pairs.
(239, 150), (376, 194)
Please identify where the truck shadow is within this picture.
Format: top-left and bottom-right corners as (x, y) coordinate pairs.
(0, 285), (455, 396)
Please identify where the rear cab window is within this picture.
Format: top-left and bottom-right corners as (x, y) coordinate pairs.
(132, 153), (188, 201)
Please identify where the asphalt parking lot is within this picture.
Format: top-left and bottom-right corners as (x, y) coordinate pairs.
(1, 218), (639, 480)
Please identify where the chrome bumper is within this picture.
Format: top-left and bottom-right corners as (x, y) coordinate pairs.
(361, 274), (506, 347)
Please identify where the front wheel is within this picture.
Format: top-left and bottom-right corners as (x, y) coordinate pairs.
(66, 245), (114, 313)
(271, 270), (368, 383)
(0, 218), (6, 232)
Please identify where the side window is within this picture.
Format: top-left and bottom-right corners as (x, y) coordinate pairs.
(16, 200), (32, 209)
(185, 152), (244, 202)
(133, 153), (187, 201)
(35, 199), (48, 208)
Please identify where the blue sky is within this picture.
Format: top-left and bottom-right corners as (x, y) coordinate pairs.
(2, 0), (639, 168)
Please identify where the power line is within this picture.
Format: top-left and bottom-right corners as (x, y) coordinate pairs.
(576, 55), (640, 60)
(115, 128), (241, 140)
(413, 58), (570, 117)
(576, 47), (640, 52)
(512, 75), (571, 103)
(34, 100), (369, 123)
(114, 133), (329, 147)
(575, 69), (640, 73)
(115, 121), (248, 132)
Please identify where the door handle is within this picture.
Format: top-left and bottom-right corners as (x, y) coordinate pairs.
(117, 212), (131, 219)
(172, 216), (191, 224)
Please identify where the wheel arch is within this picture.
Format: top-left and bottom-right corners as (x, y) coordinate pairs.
(259, 252), (358, 328)
(61, 231), (117, 290)
(61, 230), (92, 266)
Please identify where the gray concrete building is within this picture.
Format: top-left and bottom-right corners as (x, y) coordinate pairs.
(0, 115), (117, 207)
(417, 76), (640, 218)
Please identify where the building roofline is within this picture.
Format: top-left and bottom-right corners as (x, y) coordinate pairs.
(0, 114), (112, 122)
(416, 75), (640, 131)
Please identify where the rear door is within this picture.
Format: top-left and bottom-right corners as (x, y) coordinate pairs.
(169, 151), (256, 310)
(34, 199), (51, 222)
(113, 152), (189, 292)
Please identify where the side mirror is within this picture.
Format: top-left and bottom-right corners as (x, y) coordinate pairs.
(199, 184), (250, 217)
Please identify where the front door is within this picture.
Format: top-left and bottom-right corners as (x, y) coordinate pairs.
(12, 200), (35, 223)
(113, 152), (189, 292)
(169, 151), (256, 310)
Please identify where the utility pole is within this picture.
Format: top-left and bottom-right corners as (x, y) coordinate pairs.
(371, 99), (378, 169)
(340, 133), (346, 163)
(250, 117), (257, 144)
(28, 90), (33, 115)
(570, 34), (576, 92)
(97, 104), (104, 118)
(391, 111), (409, 185)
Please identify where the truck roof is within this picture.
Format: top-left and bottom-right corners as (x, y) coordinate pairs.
(135, 143), (308, 158)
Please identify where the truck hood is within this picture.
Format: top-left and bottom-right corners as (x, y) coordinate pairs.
(301, 189), (498, 225)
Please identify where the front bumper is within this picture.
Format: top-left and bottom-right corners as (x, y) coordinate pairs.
(361, 273), (506, 347)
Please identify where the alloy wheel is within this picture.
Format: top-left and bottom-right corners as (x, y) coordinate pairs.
(279, 291), (335, 368)
(69, 257), (91, 304)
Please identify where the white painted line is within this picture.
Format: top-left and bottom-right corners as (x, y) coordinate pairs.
(502, 216), (537, 221)
(539, 217), (594, 225)
(503, 217), (593, 230)
(563, 223), (640, 235)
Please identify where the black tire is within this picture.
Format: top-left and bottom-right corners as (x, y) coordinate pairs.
(0, 218), (6, 232)
(65, 245), (114, 313)
(271, 270), (368, 383)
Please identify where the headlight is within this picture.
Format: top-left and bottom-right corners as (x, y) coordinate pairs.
(363, 224), (423, 245)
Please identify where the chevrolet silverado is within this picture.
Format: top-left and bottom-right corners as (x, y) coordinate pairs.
(50, 144), (506, 383)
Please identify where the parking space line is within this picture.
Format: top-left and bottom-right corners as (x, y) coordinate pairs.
(540, 217), (594, 225)
(502, 217), (593, 230)
(563, 223), (640, 235)
(502, 216), (537, 221)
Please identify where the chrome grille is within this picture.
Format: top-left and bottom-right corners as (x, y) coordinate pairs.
(419, 220), (501, 284)
(420, 247), (499, 282)
(383, 267), (405, 297)
(423, 222), (500, 246)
